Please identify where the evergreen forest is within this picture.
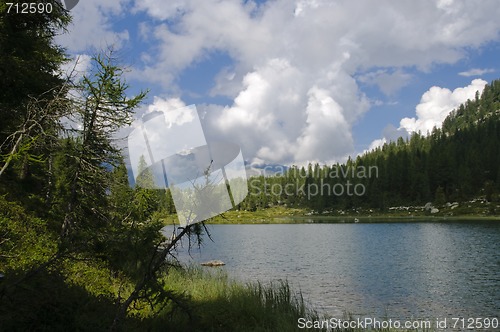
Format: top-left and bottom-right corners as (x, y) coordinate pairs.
(1, 1), (499, 330)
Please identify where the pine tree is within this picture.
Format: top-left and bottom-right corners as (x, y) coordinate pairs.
(59, 51), (147, 239)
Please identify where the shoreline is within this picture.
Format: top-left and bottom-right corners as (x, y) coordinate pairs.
(207, 205), (500, 224)
(161, 207), (500, 225)
(208, 214), (500, 224)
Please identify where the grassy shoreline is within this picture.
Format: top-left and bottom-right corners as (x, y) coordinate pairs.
(149, 265), (327, 331)
(161, 205), (500, 225)
(164, 209), (500, 225)
(147, 265), (433, 332)
(210, 214), (500, 224)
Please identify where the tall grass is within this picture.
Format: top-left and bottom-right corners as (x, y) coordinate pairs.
(142, 265), (436, 332)
(148, 265), (327, 331)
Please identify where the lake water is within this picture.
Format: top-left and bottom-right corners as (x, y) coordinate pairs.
(167, 221), (500, 322)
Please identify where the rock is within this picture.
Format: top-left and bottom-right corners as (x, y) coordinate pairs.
(424, 202), (433, 211)
(430, 208), (439, 214)
(201, 260), (225, 267)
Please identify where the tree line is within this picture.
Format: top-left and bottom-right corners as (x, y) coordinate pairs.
(238, 79), (500, 212)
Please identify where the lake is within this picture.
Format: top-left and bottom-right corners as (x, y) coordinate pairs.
(166, 221), (500, 322)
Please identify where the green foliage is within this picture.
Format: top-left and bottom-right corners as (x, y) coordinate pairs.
(135, 155), (154, 188)
(0, 0), (70, 208)
(0, 4), (197, 330)
(0, 196), (57, 272)
(434, 186), (446, 206)
(108, 159), (135, 217)
(0, 0), (69, 145)
(150, 266), (326, 332)
(0, 268), (120, 332)
(57, 51), (147, 239)
(104, 212), (165, 281)
(1, 1), (498, 327)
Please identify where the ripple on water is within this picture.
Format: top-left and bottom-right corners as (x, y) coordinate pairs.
(169, 222), (500, 320)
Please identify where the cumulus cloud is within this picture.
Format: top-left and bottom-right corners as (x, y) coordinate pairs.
(199, 57), (367, 165)
(56, 0), (131, 52)
(399, 79), (487, 135)
(132, 0), (188, 21)
(365, 138), (387, 153)
(57, 54), (92, 80)
(365, 79), (488, 153)
(458, 68), (495, 77)
(129, 0), (500, 165)
(294, 87), (354, 162)
(357, 69), (412, 96)
(57, 0), (500, 166)
(146, 97), (186, 115)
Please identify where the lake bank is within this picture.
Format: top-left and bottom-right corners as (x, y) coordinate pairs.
(175, 223), (500, 323)
(212, 213), (500, 224)
(215, 199), (500, 224)
(161, 204), (500, 225)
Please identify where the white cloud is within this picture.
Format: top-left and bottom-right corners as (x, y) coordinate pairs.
(56, 0), (131, 52)
(399, 79), (487, 134)
(365, 138), (387, 153)
(147, 96), (186, 115)
(206, 58), (308, 164)
(132, 0), (188, 21)
(57, 54), (92, 80)
(130, 0), (499, 165)
(197, 57), (367, 165)
(366, 79), (488, 153)
(458, 68), (495, 77)
(294, 87), (354, 162)
(128, 0), (500, 89)
(357, 69), (412, 96)
(57, 0), (500, 165)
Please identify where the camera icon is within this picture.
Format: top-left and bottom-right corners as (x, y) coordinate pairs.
(56, 0), (79, 11)
(128, 105), (248, 227)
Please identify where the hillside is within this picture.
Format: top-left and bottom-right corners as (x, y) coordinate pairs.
(237, 79), (500, 215)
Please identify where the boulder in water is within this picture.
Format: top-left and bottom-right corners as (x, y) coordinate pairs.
(201, 260), (225, 267)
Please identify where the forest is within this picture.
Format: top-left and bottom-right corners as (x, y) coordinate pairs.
(0, 2), (322, 330)
(239, 80), (500, 214)
(0, 2), (219, 330)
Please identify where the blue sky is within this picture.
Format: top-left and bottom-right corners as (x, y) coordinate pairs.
(57, 0), (500, 167)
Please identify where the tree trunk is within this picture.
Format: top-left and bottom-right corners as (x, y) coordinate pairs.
(110, 226), (191, 331)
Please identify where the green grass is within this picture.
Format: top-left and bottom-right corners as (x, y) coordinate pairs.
(199, 206), (308, 224)
(2, 261), (435, 331)
(0, 192), (481, 331)
(159, 201), (500, 225)
(159, 199), (500, 226)
(145, 265), (437, 331)
(148, 265), (327, 331)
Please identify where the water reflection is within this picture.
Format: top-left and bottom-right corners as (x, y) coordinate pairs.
(165, 222), (500, 320)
